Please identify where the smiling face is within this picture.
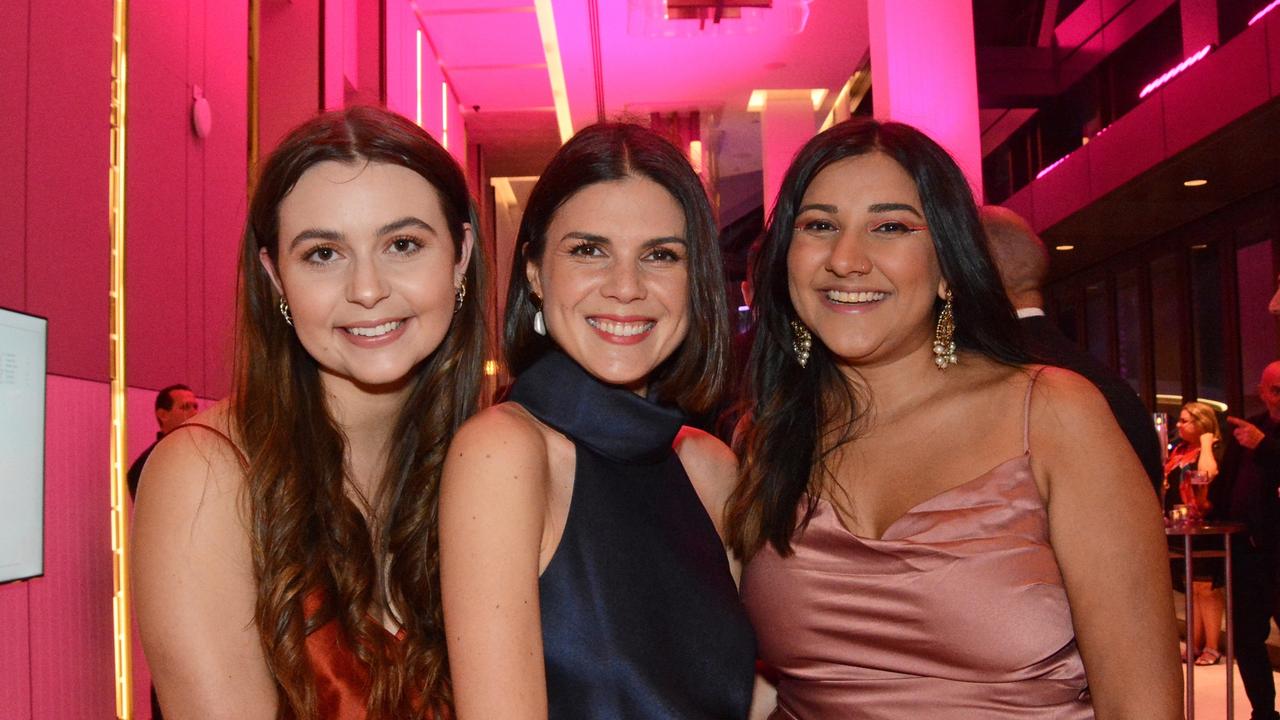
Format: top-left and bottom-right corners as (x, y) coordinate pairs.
(786, 152), (945, 370)
(528, 175), (690, 392)
(262, 160), (472, 395)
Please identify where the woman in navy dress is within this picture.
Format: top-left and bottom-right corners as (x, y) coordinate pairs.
(439, 123), (757, 719)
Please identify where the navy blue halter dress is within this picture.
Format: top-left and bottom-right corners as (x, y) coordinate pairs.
(509, 351), (757, 720)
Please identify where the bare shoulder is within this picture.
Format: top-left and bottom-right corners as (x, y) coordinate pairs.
(1026, 364), (1113, 430)
(674, 426), (740, 536)
(448, 401), (550, 471)
(674, 426), (737, 484)
(442, 401), (555, 517)
(138, 401), (246, 510)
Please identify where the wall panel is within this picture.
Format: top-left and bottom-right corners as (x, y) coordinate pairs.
(0, 0), (30, 312)
(26, 376), (114, 718)
(24, 2), (113, 381)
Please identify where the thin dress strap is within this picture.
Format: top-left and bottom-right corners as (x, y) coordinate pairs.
(1023, 366), (1047, 455)
(172, 422), (249, 469)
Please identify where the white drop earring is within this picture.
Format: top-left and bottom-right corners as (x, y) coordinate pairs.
(533, 310), (547, 336)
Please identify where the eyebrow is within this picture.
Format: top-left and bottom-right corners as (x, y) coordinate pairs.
(288, 216), (437, 250)
(795, 202), (925, 220)
(560, 231), (687, 247)
(868, 202), (924, 219)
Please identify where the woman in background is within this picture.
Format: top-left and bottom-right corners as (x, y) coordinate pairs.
(729, 118), (1181, 719)
(440, 122), (757, 719)
(133, 106), (486, 719)
(1165, 400), (1225, 665)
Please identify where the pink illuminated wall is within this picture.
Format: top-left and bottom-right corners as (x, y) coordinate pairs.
(867, 0), (983, 200)
(127, 0), (247, 400)
(385, 0), (466, 167)
(0, 377), (115, 717)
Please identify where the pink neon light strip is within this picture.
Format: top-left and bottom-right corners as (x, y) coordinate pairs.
(1036, 154), (1069, 180)
(1138, 44), (1212, 99)
(1250, 0), (1280, 26)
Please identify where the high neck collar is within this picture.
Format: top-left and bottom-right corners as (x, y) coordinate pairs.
(509, 351), (685, 464)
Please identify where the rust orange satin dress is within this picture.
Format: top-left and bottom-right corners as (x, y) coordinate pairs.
(302, 591), (413, 719)
(740, 370), (1095, 719)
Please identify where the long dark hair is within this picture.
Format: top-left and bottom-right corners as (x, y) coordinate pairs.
(503, 122), (729, 415)
(726, 118), (1027, 558)
(233, 105), (486, 718)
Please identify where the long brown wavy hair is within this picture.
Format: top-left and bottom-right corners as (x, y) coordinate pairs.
(232, 106), (486, 718)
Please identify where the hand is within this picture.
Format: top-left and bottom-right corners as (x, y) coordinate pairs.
(1227, 416), (1265, 449)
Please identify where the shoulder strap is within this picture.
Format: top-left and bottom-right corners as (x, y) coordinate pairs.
(1023, 367), (1047, 454)
(172, 422), (249, 469)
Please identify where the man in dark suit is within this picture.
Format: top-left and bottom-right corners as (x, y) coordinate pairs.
(982, 206), (1164, 491)
(1220, 361), (1280, 720)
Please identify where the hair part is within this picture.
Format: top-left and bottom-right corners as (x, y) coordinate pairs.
(232, 105), (487, 719)
(726, 118), (1028, 558)
(503, 122), (729, 414)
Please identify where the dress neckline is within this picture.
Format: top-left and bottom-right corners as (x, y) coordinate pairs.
(509, 350), (685, 464)
(814, 452), (1036, 543)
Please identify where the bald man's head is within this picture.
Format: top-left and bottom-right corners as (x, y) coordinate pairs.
(980, 205), (1049, 310)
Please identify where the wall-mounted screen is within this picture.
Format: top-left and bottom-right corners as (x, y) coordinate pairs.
(0, 307), (47, 583)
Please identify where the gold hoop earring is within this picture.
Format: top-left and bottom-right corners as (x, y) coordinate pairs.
(279, 296), (293, 327)
(454, 276), (466, 314)
(791, 320), (812, 368)
(933, 290), (957, 369)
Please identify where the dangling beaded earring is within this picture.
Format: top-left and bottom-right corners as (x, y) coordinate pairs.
(791, 320), (812, 368)
(533, 310), (547, 336)
(279, 296), (293, 327)
(454, 275), (467, 314)
(933, 290), (957, 369)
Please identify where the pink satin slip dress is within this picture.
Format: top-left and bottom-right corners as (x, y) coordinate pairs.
(740, 369), (1094, 719)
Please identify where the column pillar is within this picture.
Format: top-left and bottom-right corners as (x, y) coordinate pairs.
(1180, 0), (1218, 56)
(866, 0), (983, 200)
(759, 93), (816, 215)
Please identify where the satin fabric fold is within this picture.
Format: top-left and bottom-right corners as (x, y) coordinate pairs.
(742, 454), (1093, 719)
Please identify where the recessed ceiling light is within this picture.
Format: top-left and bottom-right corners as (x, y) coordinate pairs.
(1055, 244), (1075, 251)
(1192, 244), (1208, 250)
(1184, 178), (1208, 187)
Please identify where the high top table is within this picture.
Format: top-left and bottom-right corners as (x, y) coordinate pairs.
(1167, 521), (1247, 719)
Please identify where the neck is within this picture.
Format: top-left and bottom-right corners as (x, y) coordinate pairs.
(834, 340), (946, 426)
(320, 372), (412, 500)
(1009, 290), (1044, 310)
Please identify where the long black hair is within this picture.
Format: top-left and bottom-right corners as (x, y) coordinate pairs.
(726, 118), (1028, 557)
(504, 122), (730, 414)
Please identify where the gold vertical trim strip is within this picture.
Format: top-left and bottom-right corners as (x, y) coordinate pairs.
(109, 0), (132, 717)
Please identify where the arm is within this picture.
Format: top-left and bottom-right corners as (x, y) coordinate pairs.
(1197, 433), (1219, 479)
(131, 414), (278, 719)
(440, 406), (550, 720)
(1029, 369), (1182, 720)
(675, 426), (741, 580)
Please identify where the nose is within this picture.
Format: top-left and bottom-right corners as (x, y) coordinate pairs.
(825, 230), (872, 277)
(347, 257), (391, 308)
(600, 259), (645, 302)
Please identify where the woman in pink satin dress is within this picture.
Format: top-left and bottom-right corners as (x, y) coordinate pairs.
(726, 119), (1181, 719)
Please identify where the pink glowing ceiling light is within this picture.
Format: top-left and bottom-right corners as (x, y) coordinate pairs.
(1138, 44), (1212, 99)
(627, 0), (811, 37)
(1250, 0), (1280, 26)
